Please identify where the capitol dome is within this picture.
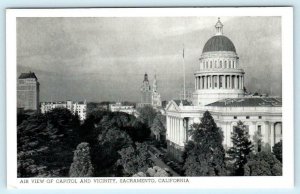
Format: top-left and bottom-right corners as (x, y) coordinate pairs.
(202, 35), (236, 53)
(194, 18), (245, 107)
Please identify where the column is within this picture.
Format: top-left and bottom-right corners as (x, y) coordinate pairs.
(172, 117), (175, 142)
(227, 75), (230, 89)
(200, 76), (202, 89)
(206, 76), (209, 89)
(176, 118), (179, 144)
(222, 75), (226, 89)
(230, 75), (232, 89)
(173, 117), (176, 143)
(170, 117), (172, 141)
(199, 76), (202, 89)
(195, 77), (197, 90)
(169, 117), (171, 141)
(270, 123), (275, 149)
(217, 75), (219, 89)
(166, 116), (169, 139)
(179, 119), (183, 146)
(234, 75), (237, 89)
(175, 118), (180, 144)
(212, 76), (215, 89)
(183, 118), (187, 143)
(204, 76), (207, 89)
(241, 76), (244, 89)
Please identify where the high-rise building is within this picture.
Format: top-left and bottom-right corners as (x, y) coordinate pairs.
(17, 71), (40, 111)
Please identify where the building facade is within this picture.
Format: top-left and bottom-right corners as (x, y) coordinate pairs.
(152, 74), (162, 108)
(17, 72), (40, 111)
(165, 19), (282, 161)
(40, 100), (87, 121)
(138, 73), (162, 108)
(109, 102), (137, 116)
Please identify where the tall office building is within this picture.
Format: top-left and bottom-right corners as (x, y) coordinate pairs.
(17, 71), (40, 111)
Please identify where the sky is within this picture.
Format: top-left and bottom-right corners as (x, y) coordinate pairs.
(17, 16), (282, 102)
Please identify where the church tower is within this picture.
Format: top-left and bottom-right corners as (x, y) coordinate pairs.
(152, 74), (162, 108)
(193, 18), (245, 106)
(139, 73), (152, 107)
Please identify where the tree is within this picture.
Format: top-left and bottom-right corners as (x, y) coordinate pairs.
(227, 121), (253, 176)
(117, 142), (152, 176)
(183, 111), (226, 176)
(137, 105), (157, 129)
(17, 108), (81, 177)
(244, 151), (282, 176)
(79, 110), (151, 176)
(150, 113), (166, 141)
(133, 166), (170, 177)
(69, 142), (94, 177)
(92, 127), (133, 176)
(272, 140), (282, 163)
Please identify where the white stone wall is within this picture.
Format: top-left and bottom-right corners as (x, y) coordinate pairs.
(166, 103), (282, 153)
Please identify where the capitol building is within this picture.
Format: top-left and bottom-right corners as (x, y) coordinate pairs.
(166, 19), (282, 160)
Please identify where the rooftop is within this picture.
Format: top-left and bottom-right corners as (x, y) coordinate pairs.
(18, 72), (38, 79)
(206, 97), (282, 107)
(173, 100), (193, 106)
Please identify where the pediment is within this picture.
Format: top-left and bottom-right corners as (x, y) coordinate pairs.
(166, 100), (180, 112)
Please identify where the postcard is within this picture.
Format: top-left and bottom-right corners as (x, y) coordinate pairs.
(6, 7), (293, 189)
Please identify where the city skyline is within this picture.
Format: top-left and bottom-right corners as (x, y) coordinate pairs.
(17, 16), (282, 102)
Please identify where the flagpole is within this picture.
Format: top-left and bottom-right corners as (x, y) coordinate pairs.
(183, 44), (186, 100)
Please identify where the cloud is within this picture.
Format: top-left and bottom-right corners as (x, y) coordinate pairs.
(17, 16), (282, 102)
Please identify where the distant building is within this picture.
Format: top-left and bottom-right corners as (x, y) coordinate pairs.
(40, 100), (87, 121)
(109, 102), (137, 116)
(138, 73), (162, 108)
(151, 74), (162, 108)
(138, 73), (152, 108)
(17, 72), (40, 111)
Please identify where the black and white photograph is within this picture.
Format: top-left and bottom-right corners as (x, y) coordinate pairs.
(6, 8), (293, 189)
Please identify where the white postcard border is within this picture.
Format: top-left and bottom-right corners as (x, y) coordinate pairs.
(6, 7), (294, 189)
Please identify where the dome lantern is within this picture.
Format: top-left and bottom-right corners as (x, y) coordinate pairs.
(215, 17), (223, 36)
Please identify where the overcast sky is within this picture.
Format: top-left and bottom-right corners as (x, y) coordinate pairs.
(17, 16), (281, 102)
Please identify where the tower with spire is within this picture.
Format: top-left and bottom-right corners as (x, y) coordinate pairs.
(139, 73), (152, 107)
(151, 74), (162, 108)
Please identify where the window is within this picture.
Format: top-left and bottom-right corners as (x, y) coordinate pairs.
(215, 61), (217, 68)
(210, 61), (212, 68)
(233, 116), (237, 119)
(257, 125), (262, 135)
(225, 61), (227, 68)
(233, 61), (235, 68)
(244, 125), (250, 134)
(246, 116), (250, 119)
(220, 61), (222, 68)
(258, 116), (262, 119)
